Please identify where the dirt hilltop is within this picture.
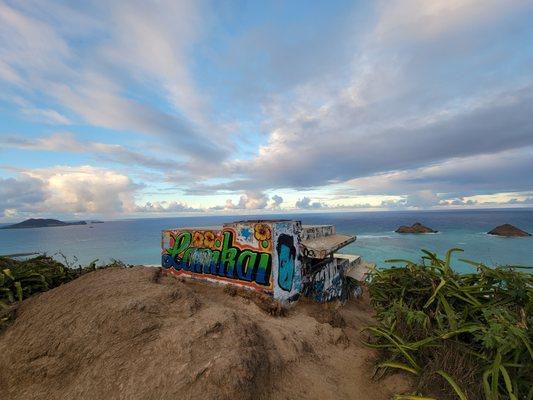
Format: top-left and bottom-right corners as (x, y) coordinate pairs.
(0, 267), (411, 400)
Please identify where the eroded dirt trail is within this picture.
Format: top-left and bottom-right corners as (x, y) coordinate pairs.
(0, 267), (410, 400)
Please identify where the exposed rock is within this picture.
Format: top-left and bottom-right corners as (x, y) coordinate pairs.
(487, 224), (531, 237)
(395, 222), (437, 234)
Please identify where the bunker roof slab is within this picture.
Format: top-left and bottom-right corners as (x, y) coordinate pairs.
(301, 234), (356, 259)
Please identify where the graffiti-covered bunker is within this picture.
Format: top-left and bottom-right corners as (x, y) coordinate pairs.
(161, 220), (365, 303)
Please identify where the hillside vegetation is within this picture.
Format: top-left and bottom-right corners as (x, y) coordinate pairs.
(366, 249), (532, 400)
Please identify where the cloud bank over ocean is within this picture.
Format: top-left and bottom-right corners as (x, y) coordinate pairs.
(1, 0), (532, 219)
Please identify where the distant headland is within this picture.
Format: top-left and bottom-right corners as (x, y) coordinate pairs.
(0, 218), (91, 230)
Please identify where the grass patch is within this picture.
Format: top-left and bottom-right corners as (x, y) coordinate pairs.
(365, 249), (532, 400)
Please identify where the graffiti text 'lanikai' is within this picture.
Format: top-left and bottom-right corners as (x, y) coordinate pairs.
(161, 219), (369, 303)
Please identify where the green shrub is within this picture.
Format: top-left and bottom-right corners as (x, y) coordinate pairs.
(365, 249), (532, 400)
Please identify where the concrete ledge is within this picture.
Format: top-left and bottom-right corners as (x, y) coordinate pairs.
(301, 234), (356, 259)
(334, 253), (361, 266)
(345, 262), (374, 281)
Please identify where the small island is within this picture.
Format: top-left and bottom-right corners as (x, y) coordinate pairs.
(0, 218), (87, 230)
(487, 224), (531, 237)
(395, 222), (437, 234)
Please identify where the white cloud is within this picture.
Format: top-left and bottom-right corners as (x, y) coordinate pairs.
(213, 0), (533, 197)
(102, 0), (211, 131)
(1, 1), (532, 218)
(23, 166), (140, 215)
(0, 1), (225, 163)
(20, 108), (71, 124)
(0, 1), (71, 79)
(0, 176), (46, 217)
(340, 147), (533, 197)
(135, 200), (198, 213)
(0, 166), (142, 218)
(373, 0), (524, 43)
(224, 191), (269, 210)
(1, 133), (182, 172)
(404, 191), (442, 208)
(0, 59), (22, 85)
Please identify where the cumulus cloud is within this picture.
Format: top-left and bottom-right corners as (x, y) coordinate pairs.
(295, 197), (325, 209)
(0, 166), (141, 217)
(224, 191), (270, 210)
(446, 198), (477, 206)
(505, 197), (533, 205)
(0, 176), (46, 217)
(135, 201), (199, 213)
(270, 194), (283, 209)
(379, 193), (442, 210)
(294, 197), (376, 210)
(212, 192), (285, 211)
(27, 166), (141, 214)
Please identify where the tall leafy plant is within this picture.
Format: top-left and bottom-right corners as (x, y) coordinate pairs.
(365, 249), (532, 400)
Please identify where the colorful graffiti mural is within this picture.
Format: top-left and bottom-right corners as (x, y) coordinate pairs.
(271, 221), (302, 302)
(302, 258), (347, 302)
(162, 221), (302, 298)
(162, 219), (355, 303)
(276, 234), (296, 291)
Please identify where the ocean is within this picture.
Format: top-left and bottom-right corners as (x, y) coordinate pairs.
(1, 209), (532, 273)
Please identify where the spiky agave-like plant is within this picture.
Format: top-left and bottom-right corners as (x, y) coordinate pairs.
(364, 249), (532, 400)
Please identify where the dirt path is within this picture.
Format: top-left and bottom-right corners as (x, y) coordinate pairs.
(0, 267), (410, 400)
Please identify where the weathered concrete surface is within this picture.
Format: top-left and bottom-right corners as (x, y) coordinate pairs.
(301, 234), (356, 259)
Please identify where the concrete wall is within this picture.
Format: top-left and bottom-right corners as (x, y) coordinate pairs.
(301, 258), (348, 302)
(161, 221), (301, 302)
(300, 225), (335, 240)
(271, 221), (302, 302)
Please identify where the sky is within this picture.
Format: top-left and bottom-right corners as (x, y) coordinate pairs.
(1, 0), (533, 221)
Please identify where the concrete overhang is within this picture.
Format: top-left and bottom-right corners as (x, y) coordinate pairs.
(301, 234), (356, 259)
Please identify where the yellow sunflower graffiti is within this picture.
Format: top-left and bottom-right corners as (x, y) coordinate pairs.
(254, 223), (271, 242)
(192, 231), (204, 247)
(203, 231), (215, 248)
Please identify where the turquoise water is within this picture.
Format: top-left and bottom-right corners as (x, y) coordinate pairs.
(0, 209), (532, 273)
